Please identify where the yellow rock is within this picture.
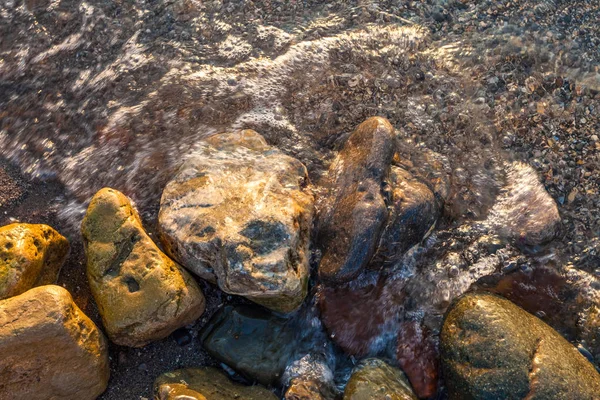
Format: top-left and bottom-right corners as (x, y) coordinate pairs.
(0, 285), (109, 400)
(81, 188), (205, 347)
(0, 223), (69, 300)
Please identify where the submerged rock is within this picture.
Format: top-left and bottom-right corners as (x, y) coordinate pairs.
(154, 367), (277, 400)
(159, 129), (313, 313)
(441, 292), (600, 400)
(343, 358), (417, 400)
(0, 223), (69, 300)
(0, 285), (109, 399)
(316, 117), (395, 283)
(81, 188), (205, 347)
(200, 304), (295, 385)
(284, 354), (338, 400)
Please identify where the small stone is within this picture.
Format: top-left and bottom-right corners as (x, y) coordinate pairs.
(200, 304), (295, 385)
(316, 117), (395, 283)
(171, 327), (192, 346)
(154, 367), (278, 400)
(0, 285), (109, 399)
(159, 130), (313, 313)
(441, 292), (600, 399)
(81, 188), (205, 347)
(0, 223), (69, 299)
(343, 358), (417, 400)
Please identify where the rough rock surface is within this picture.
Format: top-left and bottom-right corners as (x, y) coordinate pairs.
(0, 285), (109, 400)
(159, 129), (313, 313)
(81, 188), (205, 347)
(372, 165), (440, 267)
(343, 358), (417, 400)
(441, 292), (600, 400)
(0, 223), (69, 299)
(200, 304), (295, 386)
(154, 367), (277, 400)
(316, 117), (396, 283)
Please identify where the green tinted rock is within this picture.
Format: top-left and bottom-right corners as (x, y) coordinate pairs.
(82, 188), (205, 347)
(343, 358), (417, 400)
(441, 292), (600, 400)
(0, 223), (69, 300)
(154, 367), (277, 400)
(200, 305), (295, 385)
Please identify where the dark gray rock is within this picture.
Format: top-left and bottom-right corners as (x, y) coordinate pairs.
(441, 292), (600, 400)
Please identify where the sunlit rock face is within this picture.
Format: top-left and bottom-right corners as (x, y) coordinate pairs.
(0, 285), (109, 400)
(154, 367), (277, 400)
(0, 223), (69, 299)
(82, 188), (205, 347)
(159, 130), (313, 313)
(441, 292), (600, 400)
(343, 358), (417, 400)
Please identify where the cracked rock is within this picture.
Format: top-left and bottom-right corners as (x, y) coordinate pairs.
(0, 223), (69, 300)
(159, 130), (313, 313)
(441, 292), (600, 400)
(82, 188), (205, 347)
(0, 285), (109, 399)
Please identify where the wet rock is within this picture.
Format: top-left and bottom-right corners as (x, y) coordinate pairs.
(316, 117), (395, 283)
(0, 285), (109, 399)
(159, 129), (313, 313)
(371, 166), (440, 267)
(154, 367), (277, 400)
(441, 292), (600, 400)
(284, 354), (338, 400)
(81, 188), (205, 347)
(200, 304), (295, 385)
(0, 223), (69, 299)
(396, 320), (440, 399)
(344, 358), (417, 400)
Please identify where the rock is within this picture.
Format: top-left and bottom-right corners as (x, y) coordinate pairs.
(0, 223), (69, 299)
(154, 367), (277, 400)
(441, 292), (600, 400)
(200, 304), (295, 385)
(81, 188), (205, 347)
(371, 166), (440, 267)
(159, 129), (313, 313)
(316, 117), (395, 283)
(0, 285), (109, 399)
(284, 354), (338, 400)
(343, 358), (417, 400)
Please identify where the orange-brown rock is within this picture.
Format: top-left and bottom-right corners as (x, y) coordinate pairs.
(0, 285), (109, 400)
(0, 223), (69, 300)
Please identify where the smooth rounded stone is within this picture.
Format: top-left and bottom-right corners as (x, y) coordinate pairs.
(371, 166), (440, 267)
(81, 188), (205, 347)
(316, 117), (395, 283)
(0, 285), (109, 399)
(200, 304), (295, 385)
(159, 129), (313, 313)
(343, 358), (417, 400)
(284, 354), (338, 400)
(441, 292), (600, 400)
(154, 367), (277, 400)
(0, 223), (69, 300)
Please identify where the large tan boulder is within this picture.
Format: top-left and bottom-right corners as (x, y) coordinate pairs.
(0, 223), (69, 300)
(0, 285), (109, 400)
(81, 188), (205, 347)
(159, 130), (313, 313)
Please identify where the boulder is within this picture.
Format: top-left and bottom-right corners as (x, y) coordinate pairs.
(441, 292), (600, 400)
(81, 188), (205, 347)
(343, 358), (417, 400)
(371, 166), (440, 267)
(200, 304), (295, 385)
(154, 367), (277, 400)
(0, 285), (109, 399)
(316, 117), (395, 283)
(159, 129), (313, 313)
(0, 223), (69, 299)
